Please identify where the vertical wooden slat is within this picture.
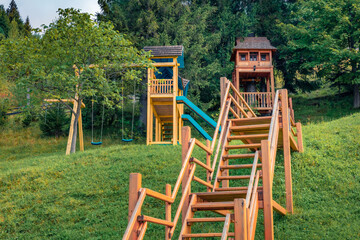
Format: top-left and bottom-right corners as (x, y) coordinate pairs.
(206, 140), (211, 192)
(78, 107), (84, 152)
(165, 184), (171, 240)
(181, 126), (191, 223)
(234, 198), (248, 240)
(296, 122), (304, 153)
(261, 140), (274, 240)
(280, 89), (293, 213)
(146, 69), (151, 145)
(128, 173), (142, 240)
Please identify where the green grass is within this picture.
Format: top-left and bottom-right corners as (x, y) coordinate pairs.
(0, 91), (360, 239)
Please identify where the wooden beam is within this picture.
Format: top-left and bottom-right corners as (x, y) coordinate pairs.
(272, 200), (287, 216)
(146, 68), (151, 145)
(78, 108), (84, 152)
(127, 173), (142, 240)
(280, 89), (293, 213)
(181, 126), (191, 223)
(234, 198), (248, 240)
(165, 184), (171, 240)
(261, 140), (274, 240)
(296, 122), (304, 153)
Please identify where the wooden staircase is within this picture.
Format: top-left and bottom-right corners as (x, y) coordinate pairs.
(123, 79), (304, 240)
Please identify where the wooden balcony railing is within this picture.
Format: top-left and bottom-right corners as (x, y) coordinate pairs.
(149, 79), (174, 94)
(240, 92), (272, 109)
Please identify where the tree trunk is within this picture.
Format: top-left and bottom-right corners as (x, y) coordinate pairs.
(354, 84), (360, 109)
(139, 74), (147, 128)
(70, 101), (81, 153)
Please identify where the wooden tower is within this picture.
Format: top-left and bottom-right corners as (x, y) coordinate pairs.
(231, 37), (276, 113)
(144, 46), (186, 145)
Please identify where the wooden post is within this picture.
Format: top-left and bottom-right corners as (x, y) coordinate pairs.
(234, 198), (248, 240)
(78, 107), (84, 152)
(270, 68), (275, 104)
(206, 140), (211, 192)
(66, 97), (79, 155)
(222, 122), (231, 188)
(165, 184), (171, 240)
(280, 89), (293, 213)
(261, 140), (274, 240)
(296, 122), (304, 153)
(172, 59), (178, 145)
(181, 126), (191, 223)
(146, 68), (151, 145)
(128, 173), (142, 240)
(220, 77), (227, 107)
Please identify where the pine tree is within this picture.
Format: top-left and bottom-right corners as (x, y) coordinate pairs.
(8, 19), (19, 39)
(0, 5), (10, 37)
(6, 0), (23, 32)
(24, 16), (31, 36)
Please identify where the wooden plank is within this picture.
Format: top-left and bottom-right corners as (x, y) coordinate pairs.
(206, 140), (211, 192)
(225, 143), (261, 150)
(123, 188), (146, 240)
(137, 222), (147, 240)
(195, 139), (212, 154)
(234, 198), (247, 240)
(145, 188), (173, 203)
(296, 122), (304, 153)
(261, 140), (274, 240)
(246, 151), (259, 207)
(146, 69), (151, 145)
(192, 201), (235, 211)
(181, 127), (191, 223)
(280, 89), (293, 214)
(182, 233), (235, 238)
(66, 97), (79, 155)
(178, 194), (197, 238)
(223, 153), (255, 159)
(137, 215), (174, 227)
(217, 175), (251, 181)
(228, 134), (268, 141)
(78, 107), (84, 152)
(187, 217), (226, 223)
(221, 214), (232, 240)
(190, 158), (213, 172)
(193, 176), (213, 188)
(165, 184), (171, 240)
(220, 164), (262, 170)
(272, 200), (287, 216)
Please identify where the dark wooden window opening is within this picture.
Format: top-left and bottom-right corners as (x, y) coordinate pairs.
(250, 52), (258, 61)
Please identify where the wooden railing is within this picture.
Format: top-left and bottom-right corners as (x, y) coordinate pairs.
(240, 92), (272, 109)
(149, 79), (174, 94)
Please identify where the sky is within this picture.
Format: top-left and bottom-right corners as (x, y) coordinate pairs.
(1, 0), (101, 29)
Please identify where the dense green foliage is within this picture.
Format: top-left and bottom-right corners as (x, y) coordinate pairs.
(39, 105), (69, 137)
(0, 92), (359, 239)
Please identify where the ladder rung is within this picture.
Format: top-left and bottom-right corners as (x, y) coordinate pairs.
(228, 134), (268, 141)
(215, 186), (263, 191)
(182, 232), (235, 238)
(220, 164), (262, 170)
(217, 175), (250, 181)
(192, 201), (234, 211)
(230, 124), (270, 132)
(223, 153), (255, 159)
(225, 143), (261, 150)
(187, 217), (226, 223)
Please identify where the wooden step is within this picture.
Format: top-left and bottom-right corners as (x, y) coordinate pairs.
(220, 163), (262, 170)
(187, 217), (226, 224)
(195, 191), (247, 202)
(230, 116), (272, 126)
(217, 175), (251, 181)
(192, 201), (235, 211)
(215, 186), (263, 192)
(223, 153), (255, 159)
(182, 232), (235, 238)
(230, 124), (270, 132)
(228, 134), (268, 141)
(225, 143), (261, 150)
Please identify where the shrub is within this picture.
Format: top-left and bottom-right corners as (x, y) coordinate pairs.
(39, 105), (69, 137)
(0, 98), (9, 126)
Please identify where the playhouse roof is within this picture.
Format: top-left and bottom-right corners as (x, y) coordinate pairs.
(143, 45), (184, 57)
(233, 37), (276, 50)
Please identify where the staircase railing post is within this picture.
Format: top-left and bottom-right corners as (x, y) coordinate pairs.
(261, 139), (274, 240)
(181, 126), (191, 223)
(296, 122), (304, 153)
(128, 173), (142, 240)
(165, 184), (172, 240)
(234, 198), (248, 240)
(206, 139), (211, 192)
(280, 89), (293, 213)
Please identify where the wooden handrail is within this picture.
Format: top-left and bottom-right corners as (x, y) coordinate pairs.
(193, 176), (213, 189)
(146, 188), (174, 203)
(268, 91), (280, 143)
(221, 214), (231, 240)
(195, 139), (212, 155)
(229, 95), (249, 118)
(245, 151), (259, 208)
(230, 84), (257, 117)
(190, 157), (213, 172)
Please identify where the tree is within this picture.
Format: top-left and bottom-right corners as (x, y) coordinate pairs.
(8, 19), (19, 39)
(0, 8), (152, 153)
(24, 16), (31, 36)
(0, 5), (10, 37)
(6, 0), (23, 28)
(279, 0), (360, 108)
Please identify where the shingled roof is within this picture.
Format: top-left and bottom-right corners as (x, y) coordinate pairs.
(233, 37), (276, 50)
(143, 45), (184, 57)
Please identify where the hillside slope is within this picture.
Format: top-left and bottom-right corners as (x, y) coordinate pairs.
(0, 112), (359, 239)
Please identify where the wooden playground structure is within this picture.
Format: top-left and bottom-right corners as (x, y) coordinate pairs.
(123, 39), (304, 239)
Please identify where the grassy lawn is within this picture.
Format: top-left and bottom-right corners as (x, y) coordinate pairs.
(0, 91), (359, 239)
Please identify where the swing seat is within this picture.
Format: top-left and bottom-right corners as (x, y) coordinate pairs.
(122, 139), (133, 142)
(91, 141), (103, 145)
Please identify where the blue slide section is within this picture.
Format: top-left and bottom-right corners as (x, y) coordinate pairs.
(176, 96), (219, 129)
(181, 114), (212, 141)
